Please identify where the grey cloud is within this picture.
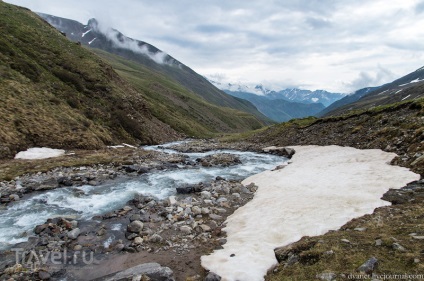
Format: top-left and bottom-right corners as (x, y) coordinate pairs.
(344, 66), (396, 92)
(415, 1), (424, 13)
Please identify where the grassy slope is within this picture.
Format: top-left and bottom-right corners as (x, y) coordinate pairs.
(92, 49), (267, 137)
(0, 2), (183, 159)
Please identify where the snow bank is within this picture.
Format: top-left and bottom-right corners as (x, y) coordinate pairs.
(14, 147), (66, 160)
(201, 145), (419, 281)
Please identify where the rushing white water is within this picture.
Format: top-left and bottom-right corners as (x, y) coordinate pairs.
(0, 142), (284, 250)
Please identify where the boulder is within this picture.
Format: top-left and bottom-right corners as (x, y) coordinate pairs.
(358, 257), (378, 274)
(103, 263), (175, 281)
(67, 228), (81, 240)
(127, 220), (144, 233)
(262, 146), (295, 158)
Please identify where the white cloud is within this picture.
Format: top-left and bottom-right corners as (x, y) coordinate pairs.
(4, 0), (424, 92)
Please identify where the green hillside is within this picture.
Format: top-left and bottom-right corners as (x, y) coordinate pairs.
(91, 49), (268, 137)
(0, 2), (180, 159)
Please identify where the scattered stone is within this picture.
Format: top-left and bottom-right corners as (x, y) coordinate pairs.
(201, 191), (212, 199)
(316, 272), (337, 281)
(149, 234), (163, 243)
(102, 263), (175, 281)
(392, 243), (406, 252)
(412, 236), (424, 240)
(340, 239), (351, 244)
(375, 239), (383, 246)
(200, 224), (211, 232)
(354, 227), (367, 232)
(180, 226), (192, 235)
(204, 272), (221, 281)
(73, 245), (83, 251)
(358, 257), (378, 274)
(128, 220), (144, 233)
(134, 237), (144, 245)
(209, 214), (223, 221)
(67, 228), (81, 240)
(38, 270), (51, 280)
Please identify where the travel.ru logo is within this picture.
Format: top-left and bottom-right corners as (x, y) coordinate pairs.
(12, 248), (96, 270)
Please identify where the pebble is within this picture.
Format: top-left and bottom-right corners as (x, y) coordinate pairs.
(180, 226), (192, 235)
(67, 228), (81, 240)
(134, 237), (143, 245)
(127, 220), (144, 233)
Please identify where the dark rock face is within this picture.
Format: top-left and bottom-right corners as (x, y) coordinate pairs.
(262, 146), (295, 158)
(357, 257), (378, 274)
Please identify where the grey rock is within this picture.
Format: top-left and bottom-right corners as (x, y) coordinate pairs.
(149, 234), (163, 243)
(316, 272), (337, 281)
(375, 239), (382, 246)
(67, 228), (81, 240)
(192, 206), (202, 215)
(340, 239), (351, 244)
(38, 270), (51, 280)
(128, 220), (144, 233)
(204, 272), (221, 281)
(358, 257), (378, 274)
(104, 262), (175, 281)
(209, 214), (223, 221)
(201, 191), (212, 199)
(134, 237), (143, 245)
(393, 243), (406, 252)
(180, 226), (192, 235)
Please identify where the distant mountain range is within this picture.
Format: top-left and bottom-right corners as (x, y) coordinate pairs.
(209, 80), (345, 122)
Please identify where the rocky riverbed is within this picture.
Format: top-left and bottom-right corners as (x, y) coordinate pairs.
(0, 141), (282, 281)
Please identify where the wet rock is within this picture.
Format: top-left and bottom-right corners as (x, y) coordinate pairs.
(34, 224), (48, 234)
(31, 178), (58, 191)
(115, 243), (125, 251)
(176, 184), (202, 194)
(204, 272), (221, 281)
(9, 194), (20, 201)
(130, 214), (142, 222)
(103, 262), (175, 281)
(128, 220), (144, 233)
(198, 153), (242, 167)
(262, 146), (295, 158)
(358, 257), (378, 274)
(67, 228), (81, 240)
(38, 270), (51, 280)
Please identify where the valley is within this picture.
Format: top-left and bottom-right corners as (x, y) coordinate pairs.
(0, 1), (423, 281)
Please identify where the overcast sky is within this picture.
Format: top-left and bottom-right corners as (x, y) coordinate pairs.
(5, 0), (424, 93)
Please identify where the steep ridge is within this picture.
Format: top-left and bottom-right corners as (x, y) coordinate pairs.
(38, 14), (271, 124)
(317, 86), (379, 117)
(225, 91), (325, 122)
(323, 66), (424, 116)
(0, 2), (180, 159)
(92, 49), (267, 137)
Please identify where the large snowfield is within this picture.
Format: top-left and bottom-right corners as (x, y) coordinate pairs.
(201, 145), (420, 281)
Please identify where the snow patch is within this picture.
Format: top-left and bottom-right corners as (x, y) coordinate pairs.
(401, 94), (411, 101)
(88, 37), (96, 45)
(399, 78), (422, 87)
(81, 29), (92, 37)
(311, 97), (319, 102)
(14, 148), (66, 160)
(201, 145), (419, 281)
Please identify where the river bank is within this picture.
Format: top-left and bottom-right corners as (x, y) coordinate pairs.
(0, 141), (283, 280)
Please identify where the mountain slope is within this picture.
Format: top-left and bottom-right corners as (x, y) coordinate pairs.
(323, 67), (424, 116)
(225, 91), (325, 122)
(317, 86), (379, 117)
(38, 14), (270, 123)
(92, 49), (267, 136)
(0, 2), (181, 158)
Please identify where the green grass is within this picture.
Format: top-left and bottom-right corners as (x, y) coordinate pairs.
(91, 49), (267, 137)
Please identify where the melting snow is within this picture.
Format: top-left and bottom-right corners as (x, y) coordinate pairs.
(88, 37), (96, 45)
(399, 78), (422, 87)
(401, 94), (411, 101)
(14, 147), (66, 160)
(82, 29), (92, 37)
(201, 145), (419, 281)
